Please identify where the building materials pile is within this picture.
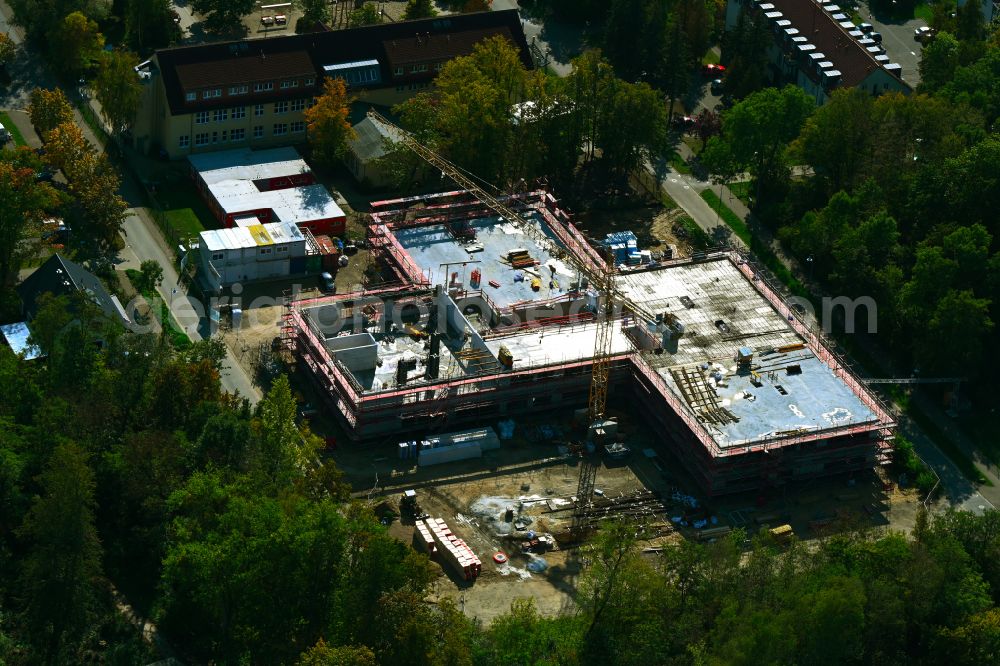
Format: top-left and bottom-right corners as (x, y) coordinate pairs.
(418, 517), (482, 580)
(604, 231), (638, 264)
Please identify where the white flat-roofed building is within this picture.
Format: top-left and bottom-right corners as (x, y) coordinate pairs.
(199, 220), (307, 290)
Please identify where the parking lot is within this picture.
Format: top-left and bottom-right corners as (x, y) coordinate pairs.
(866, 9), (928, 86)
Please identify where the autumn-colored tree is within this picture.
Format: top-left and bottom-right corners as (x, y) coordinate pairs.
(0, 161), (59, 286)
(349, 2), (383, 26)
(0, 33), (15, 67)
(42, 122), (92, 175)
(304, 77), (354, 167)
(42, 122), (127, 254)
(29, 88), (75, 137)
(95, 50), (144, 136)
(51, 12), (105, 78)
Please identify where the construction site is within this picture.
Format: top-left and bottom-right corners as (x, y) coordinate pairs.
(271, 111), (907, 611)
(283, 184), (895, 495)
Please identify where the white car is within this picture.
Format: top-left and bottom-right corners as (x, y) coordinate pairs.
(0, 121), (11, 144)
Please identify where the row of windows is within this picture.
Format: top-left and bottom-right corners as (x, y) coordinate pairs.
(210, 245), (290, 262)
(393, 63), (443, 76)
(395, 82), (431, 93)
(180, 122), (304, 148)
(195, 100), (307, 124)
(184, 78), (316, 102)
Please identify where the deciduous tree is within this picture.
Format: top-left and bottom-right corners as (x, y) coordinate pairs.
(51, 12), (104, 79)
(305, 77), (354, 167)
(0, 161), (58, 286)
(403, 0), (437, 20)
(0, 33), (15, 68)
(349, 2), (383, 26)
(29, 88), (75, 137)
(18, 442), (103, 662)
(95, 50), (144, 136)
(190, 0), (255, 34)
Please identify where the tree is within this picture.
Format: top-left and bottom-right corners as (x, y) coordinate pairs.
(403, 0), (437, 20)
(51, 12), (104, 79)
(721, 9), (771, 99)
(0, 33), (15, 68)
(18, 442), (103, 662)
(29, 88), (75, 136)
(349, 2), (383, 26)
(95, 50), (144, 136)
(305, 77), (355, 167)
(0, 161), (58, 286)
(125, 0), (177, 50)
(135, 259), (164, 294)
(920, 31), (961, 92)
(297, 640), (376, 666)
(297, 0), (331, 27)
(43, 121), (92, 173)
(710, 85), (814, 190)
(792, 87), (874, 192)
(190, 0), (255, 33)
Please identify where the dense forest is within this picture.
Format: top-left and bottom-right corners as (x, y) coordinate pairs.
(3, 295), (1000, 664)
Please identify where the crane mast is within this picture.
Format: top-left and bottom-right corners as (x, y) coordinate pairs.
(366, 109), (646, 541)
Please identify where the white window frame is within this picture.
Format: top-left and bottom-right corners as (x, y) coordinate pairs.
(213, 108), (228, 122)
(195, 133), (210, 146)
(273, 123), (288, 136)
(254, 82), (274, 92)
(229, 84), (248, 95)
(306, 77), (315, 86)
(395, 66), (403, 76)
(291, 99), (306, 112)
(254, 103), (265, 117)
(211, 252), (224, 261)
(253, 125), (264, 139)
(195, 111), (209, 125)
(185, 92), (197, 101)
(178, 135), (190, 148)
(274, 101), (288, 114)
(290, 121), (305, 133)
(232, 106), (246, 119)
(231, 128), (246, 141)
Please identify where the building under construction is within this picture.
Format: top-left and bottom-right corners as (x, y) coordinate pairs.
(283, 190), (894, 496)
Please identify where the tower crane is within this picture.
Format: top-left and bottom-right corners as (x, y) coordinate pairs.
(366, 109), (659, 539)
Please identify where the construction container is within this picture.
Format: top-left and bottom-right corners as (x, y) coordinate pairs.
(290, 256), (307, 275)
(398, 442), (410, 459)
(424, 427), (500, 452)
(418, 440), (482, 466)
(306, 254), (322, 273)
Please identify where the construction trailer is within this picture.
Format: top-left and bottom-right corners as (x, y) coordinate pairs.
(283, 190), (895, 496)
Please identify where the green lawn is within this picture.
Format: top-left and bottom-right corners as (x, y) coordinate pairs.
(728, 180), (753, 206)
(701, 49), (720, 65)
(913, 1), (933, 23)
(670, 151), (692, 175)
(700, 189), (751, 245)
(155, 177), (216, 241)
(125, 268), (192, 351)
(0, 111), (27, 147)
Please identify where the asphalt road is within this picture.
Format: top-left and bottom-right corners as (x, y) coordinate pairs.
(866, 10), (926, 86)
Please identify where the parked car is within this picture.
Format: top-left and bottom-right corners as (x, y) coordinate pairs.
(859, 22), (874, 33)
(0, 121), (11, 144)
(711, 78), (723, 96)
(914, 26), (937, 43)
(870, 31), (882, 44)
(319, 271), (335, 293)
(672, 115), (696, 131)
(702, 63), (726, 78)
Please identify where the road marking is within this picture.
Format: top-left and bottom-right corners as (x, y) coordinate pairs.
(669, 178), (678, 183)
(684, 185), (690, 190)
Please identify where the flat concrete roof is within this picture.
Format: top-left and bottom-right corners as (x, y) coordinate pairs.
(393, 213), (579, 308)
(189, 146), (308, 184)
(617, 259), (878, 448)
(209, 182), (345, 223)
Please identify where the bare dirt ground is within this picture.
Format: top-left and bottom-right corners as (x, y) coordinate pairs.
(327, 407), (923, 623)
